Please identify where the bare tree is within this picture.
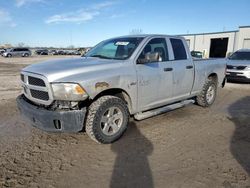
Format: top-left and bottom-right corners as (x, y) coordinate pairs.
(67, 45), (75, 49)
(18, 42), (25, 47)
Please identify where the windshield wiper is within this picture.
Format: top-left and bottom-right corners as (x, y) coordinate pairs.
(90, 55), (112, 59)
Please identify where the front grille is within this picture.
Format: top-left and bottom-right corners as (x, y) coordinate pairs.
(21, 72), (52, 105)
(28, 76), (46, 87)
(30, 89), (49, 101)
(227, 65), (247, 70)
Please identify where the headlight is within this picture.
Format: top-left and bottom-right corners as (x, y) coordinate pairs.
(51, 83), (88, 101)
(247, 66), (250, 70)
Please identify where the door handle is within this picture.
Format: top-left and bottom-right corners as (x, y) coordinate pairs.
(186, 65), (193, 69)
(164, 68), (173, 72)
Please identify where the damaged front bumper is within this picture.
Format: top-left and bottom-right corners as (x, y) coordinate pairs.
(16, 95), (86, 132)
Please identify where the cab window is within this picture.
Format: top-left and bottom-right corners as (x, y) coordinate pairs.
(170, 38), (187, 60)
(138, 38), (168, 63)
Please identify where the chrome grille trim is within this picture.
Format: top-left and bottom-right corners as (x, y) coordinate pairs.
(21, 72), (53, 105)
(28, 76), (46, 87)
(30, 89), (49, 101)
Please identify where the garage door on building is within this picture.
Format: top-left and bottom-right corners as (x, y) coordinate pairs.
(209, 38), (228, 58)
(243, 39), (250, 49)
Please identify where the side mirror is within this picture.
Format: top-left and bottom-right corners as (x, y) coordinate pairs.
(137, 52), (159, 64)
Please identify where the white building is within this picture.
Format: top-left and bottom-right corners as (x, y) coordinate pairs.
(181, 26), (250, 58)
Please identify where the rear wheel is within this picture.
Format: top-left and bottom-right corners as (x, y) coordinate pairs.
(85, 95), (129, 144)
(196, 77), (217, 107)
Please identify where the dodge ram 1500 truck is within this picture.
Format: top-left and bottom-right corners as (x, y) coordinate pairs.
(17, 35), (226, 144)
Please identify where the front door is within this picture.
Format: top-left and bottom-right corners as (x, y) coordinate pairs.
(136, 38), (173, 111)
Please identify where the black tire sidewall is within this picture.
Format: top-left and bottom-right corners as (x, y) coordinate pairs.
(92, 98), (129, 143)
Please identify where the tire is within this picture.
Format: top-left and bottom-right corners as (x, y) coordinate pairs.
(196, 78), (217, 107)
(85, 95), (129, 144)
(23, 53), (29, 57)
(7, 54), (12, 58)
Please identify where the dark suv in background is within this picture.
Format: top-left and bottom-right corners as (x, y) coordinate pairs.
(2, 48), (31, 57)
(35, 49), (49, 55)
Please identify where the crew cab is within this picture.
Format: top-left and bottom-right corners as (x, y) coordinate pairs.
(17, 35), (226, 144)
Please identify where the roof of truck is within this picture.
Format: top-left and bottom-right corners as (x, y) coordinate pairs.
(111, 34), (184, 39)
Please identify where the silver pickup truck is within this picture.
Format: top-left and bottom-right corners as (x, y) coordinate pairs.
(17, 35), (226, 144)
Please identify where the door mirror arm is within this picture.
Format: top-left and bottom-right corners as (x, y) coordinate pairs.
(137, 52), (160, 64)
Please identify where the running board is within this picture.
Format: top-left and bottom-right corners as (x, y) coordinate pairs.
(134, 100), (195, 121)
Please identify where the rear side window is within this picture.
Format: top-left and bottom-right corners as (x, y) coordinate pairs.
(170, 38), (187, 60)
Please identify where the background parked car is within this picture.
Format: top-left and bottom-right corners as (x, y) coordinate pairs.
(2, 48), (31, 58)
(191, 51), (203, 58)
(63, 50), (81, 55)
(226, 49), (250, 82)
(35, 49), (48, 55)
(0, 49), (6, 56)
(64, 50), (72, 55)
(72, 50), (81, 55)
(49, 50), (58, 55)
(57, 50), (66, 55)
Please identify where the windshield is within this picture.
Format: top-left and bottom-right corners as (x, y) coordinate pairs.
(229, 51), (250, 60)
(85, 37), (144, 60)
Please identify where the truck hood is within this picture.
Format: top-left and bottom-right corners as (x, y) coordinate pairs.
(22, 57), (123, 82)
(226, 59), (250, 66)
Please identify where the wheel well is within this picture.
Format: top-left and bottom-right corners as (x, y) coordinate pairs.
(92, 88), (132, 113)
(208, 73), (218, 82)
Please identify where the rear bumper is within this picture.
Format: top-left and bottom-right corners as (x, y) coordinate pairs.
(16, 95), (86, 133)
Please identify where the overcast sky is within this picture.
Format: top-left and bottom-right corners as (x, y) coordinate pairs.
(0, 0), (250, 47)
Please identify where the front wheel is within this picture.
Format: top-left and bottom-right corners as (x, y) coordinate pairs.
(196, 78), (217, 107)
(85, 96), (129, 144)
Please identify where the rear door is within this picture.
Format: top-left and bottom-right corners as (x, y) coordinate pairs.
(17, 48), (23, 56)
(12, 48), (19, 56)
(170, 38), (194, 99)
(136, 37), (173, 111)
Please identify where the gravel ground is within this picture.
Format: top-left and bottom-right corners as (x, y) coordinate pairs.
(0, 56), (249, 188)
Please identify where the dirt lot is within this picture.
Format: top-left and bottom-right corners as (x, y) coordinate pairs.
(0, 56), (249, 188)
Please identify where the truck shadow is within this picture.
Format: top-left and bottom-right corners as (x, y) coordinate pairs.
(228, 96), (250, 176)
(110, 122), (154, 188)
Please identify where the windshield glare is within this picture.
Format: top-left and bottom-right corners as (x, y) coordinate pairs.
(229, 51), (250, 60)
(85, 37), (144, 60)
